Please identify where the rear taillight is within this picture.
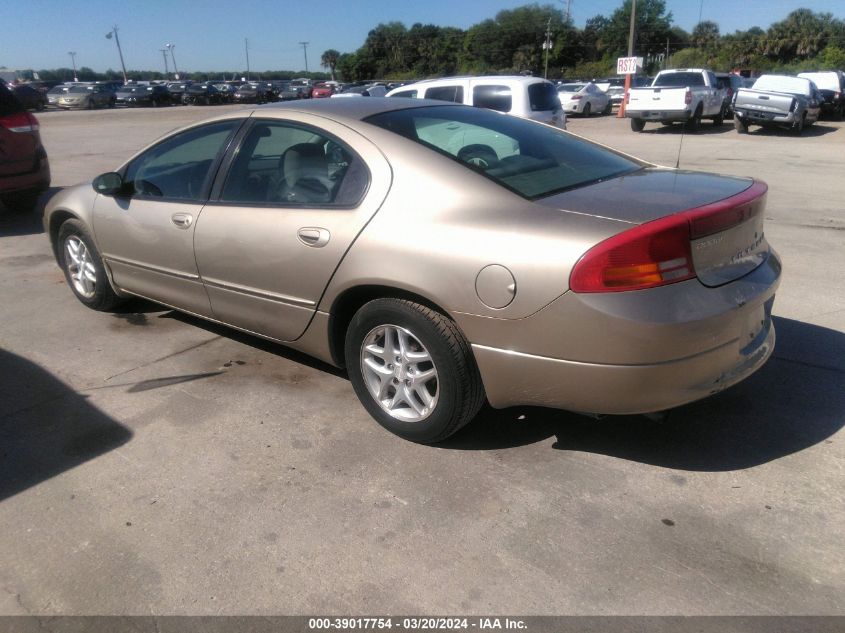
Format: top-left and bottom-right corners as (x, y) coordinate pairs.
(0, 111), (39, 133)
(685, 89), (692, 105)
(570, 181), (767, 293)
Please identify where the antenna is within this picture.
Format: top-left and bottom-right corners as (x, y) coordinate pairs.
(675, 126), (685, 169)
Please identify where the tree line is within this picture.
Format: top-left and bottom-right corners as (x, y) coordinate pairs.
(17, 2), (845, 83)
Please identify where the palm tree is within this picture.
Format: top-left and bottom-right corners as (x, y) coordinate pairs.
(321, 49), (340, 80)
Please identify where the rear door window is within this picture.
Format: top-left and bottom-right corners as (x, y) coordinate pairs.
(528, 82), (560, 111)
(472, 85), (512, 113)
(424, 85), (464, 103)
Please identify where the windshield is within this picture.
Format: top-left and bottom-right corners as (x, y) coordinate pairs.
(653, 72), (705, 87)
(366, 105), (641, 200)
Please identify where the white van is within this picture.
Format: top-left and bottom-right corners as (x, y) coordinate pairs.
(386, 76), (566, 129)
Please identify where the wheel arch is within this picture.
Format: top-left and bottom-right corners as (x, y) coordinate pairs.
(326, 284), (463, 368)
(47, 209), (83, 263)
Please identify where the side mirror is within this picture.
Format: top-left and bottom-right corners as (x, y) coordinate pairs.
(92, 172), (126, 196)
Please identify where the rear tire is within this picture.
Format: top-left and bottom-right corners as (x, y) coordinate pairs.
(686, 106), (702, 133)
(582, 102), (591, 117)
(630, 118), (645, 132)
(734, 117), (749, 133)
(603, 101), (612, 115)
(793, 114), (805, 136)
(57, 219), (124, 311)
(345, 298), (485, 444)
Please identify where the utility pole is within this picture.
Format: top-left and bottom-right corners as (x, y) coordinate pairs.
(159, 49), (169, 77)
(244, 38), (251, 81)
(543, 18), (553, 79)
(68, 51), (78, 82)
(166, 43), (179, 79)
(566, 0), (572, 21)
(299, 41), (309, 72)
(618, 0), (637, 117)
(106, 26), (128, 84)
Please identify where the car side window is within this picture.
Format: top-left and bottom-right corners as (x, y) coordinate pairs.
(424, 85), (464, 103)
(219, 120), (369, 206)
(124, 120), (240, 200)
(472, 85), (512, 113)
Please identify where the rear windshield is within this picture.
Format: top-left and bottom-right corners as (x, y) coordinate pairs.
(69, 86), (94, 93)
(365, 105), (641, 200)
(558, 84), (585, 93)
(528, 82), (560, 111)
(653, 72), (705, 87)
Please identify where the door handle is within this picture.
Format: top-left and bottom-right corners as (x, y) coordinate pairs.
(171, 213), (193, 229)
(297, 227), (330, 248)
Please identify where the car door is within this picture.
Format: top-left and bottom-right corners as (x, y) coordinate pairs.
(193, 114), (391, 342)
(92, 118), (243, 316)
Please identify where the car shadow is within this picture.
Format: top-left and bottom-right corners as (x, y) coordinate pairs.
(0, 186), (63, 236)
(743, 124), (837, 137)
(159, 310), (347, 378)
(644, 122), (736, 136)
(0, 348), (133, 501)
(441, 317), (844, 471)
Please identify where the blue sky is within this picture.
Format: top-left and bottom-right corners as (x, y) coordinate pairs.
(2, 0), (843, 73)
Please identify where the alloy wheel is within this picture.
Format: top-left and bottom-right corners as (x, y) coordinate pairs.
(360, 324), (439, 422)
(64, 236), (97, 298)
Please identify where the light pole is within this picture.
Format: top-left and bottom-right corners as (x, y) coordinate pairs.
(68, 51), (78, 82)
(159, 48), (170, 77)
(105, 26), (128, 84)
(244, 38), (250, 81)
(299, 41), (309, 72)
(166, 43), (179, 79)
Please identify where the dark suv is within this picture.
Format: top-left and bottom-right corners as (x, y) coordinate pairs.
(0, 82), (51, 212)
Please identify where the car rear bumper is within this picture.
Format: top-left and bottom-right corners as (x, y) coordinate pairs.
(0, 156), (51, 196)
(626, 108), (691, 121)
(734, 109), (797, 125)
(465, 249), (781, 414)
(473, 318), (773, 414)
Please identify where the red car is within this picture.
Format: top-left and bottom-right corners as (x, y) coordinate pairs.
(311, 83), (335, 98)
(0, 82), (51, 213)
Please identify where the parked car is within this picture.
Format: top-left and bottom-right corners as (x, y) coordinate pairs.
(11, 84), (47, 111)
(213, 83), (238, 103)
(233, 83), (273, 104)
(270, 81), (300, 101)
(797, 71), (845, 120)
(0, 82), (50, 212)
(46, 84), (71, 108)
(116, 84), (171, 107)
(43, 99), (780, 443)
(714, 72), (744, 118)
(166, 82), (193, 104)
(626, 69), (726, 132)
(594, 76), (650, 109)
(733, 74), (821, 134)
(386, 76), (566, 129)
(332, 84), (388, 98)
(184, 83), (226, 105)
(311, 83), (336, 98)
(56, 84), (116, 109)
(557, 82), (611, 116)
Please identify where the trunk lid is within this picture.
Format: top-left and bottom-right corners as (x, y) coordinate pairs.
(542, 168), (770, 287)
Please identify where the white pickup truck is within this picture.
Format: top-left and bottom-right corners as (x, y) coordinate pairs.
(626, 69), (726, 132)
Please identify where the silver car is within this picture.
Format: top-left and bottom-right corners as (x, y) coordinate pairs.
(45, 99), (781, 443)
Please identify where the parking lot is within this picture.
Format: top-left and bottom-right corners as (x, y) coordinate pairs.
(1, 105), (843, 615)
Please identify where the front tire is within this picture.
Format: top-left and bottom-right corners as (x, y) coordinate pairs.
(57, 219), (123, 311)
(345, 298), (485, 444)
